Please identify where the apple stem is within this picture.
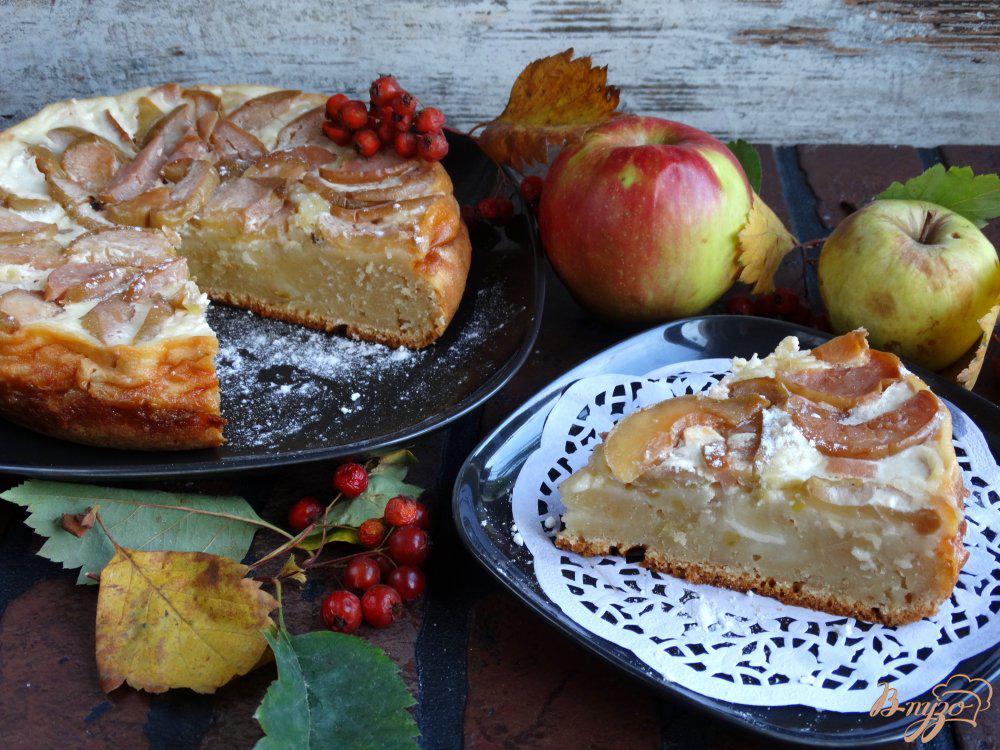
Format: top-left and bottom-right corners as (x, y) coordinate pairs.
(918, 210), (936, 244)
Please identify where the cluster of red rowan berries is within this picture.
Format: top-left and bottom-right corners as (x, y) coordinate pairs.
(286, 461), (430, 632)
(323, 75), (448, 161)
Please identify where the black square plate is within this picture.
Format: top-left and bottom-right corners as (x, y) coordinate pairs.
(453, 315), (1000, 747)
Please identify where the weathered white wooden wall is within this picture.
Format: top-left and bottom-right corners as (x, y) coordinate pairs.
(1, 0), (997, 144)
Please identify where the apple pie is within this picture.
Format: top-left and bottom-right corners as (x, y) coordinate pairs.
(0, 84), (470, 449)
(556, 331), (968, 626)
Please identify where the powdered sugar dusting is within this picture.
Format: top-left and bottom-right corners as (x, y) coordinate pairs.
(207, 277), (523, 451)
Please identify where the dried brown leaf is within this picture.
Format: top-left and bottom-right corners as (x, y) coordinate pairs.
(475, 48), (620, 171)
(60, 506), (97, 538)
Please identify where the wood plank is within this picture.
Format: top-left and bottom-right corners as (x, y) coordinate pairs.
(463, 591), (661, 749)
(797, 145), (924, 229)
(0, 579), (151, 748)
(1, 1), (997, 144)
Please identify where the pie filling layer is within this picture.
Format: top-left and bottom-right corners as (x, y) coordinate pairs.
(556, 333), (967, 626)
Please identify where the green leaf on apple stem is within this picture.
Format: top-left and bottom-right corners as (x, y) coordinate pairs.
(254, 626), (417, 749)
(726, 140), (762, 194)
(877, 165), (1000, 228)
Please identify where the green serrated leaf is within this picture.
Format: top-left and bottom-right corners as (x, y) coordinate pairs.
(297, 527), (358, 551)
(255, 628), (417, 750)
(1, 481), (265, 584)
(326, 455), (422, 528)
(727, 139), (762, 194)
(877, 164), (1000, 228)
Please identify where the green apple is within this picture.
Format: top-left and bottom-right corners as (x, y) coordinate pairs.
(818, 199), (1000, 370)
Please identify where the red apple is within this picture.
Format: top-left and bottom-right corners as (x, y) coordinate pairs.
(538, 116), (752, 320)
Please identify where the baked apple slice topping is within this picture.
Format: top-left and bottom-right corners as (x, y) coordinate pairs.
(787, 390), (939, 459)
(67, 228), (178, 266)
(604, 394), (769, 483)
(100, 104), (196, 204)
(200, 177), (283, 233)
(0, 207), (57, 244)
(779, 350), (901, 409)
(0, 289), (60, 332)
(0, 239), (64, 268)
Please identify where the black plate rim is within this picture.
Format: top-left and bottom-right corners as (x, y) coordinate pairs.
(0, 190), (546, 480)
(452, 314), (1000, 747)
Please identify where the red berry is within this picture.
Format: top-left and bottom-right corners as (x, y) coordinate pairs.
(287, 496), (323, 532)
(772, 287), (799, 316)
(322, 121), (352, 147)
(375, 553), (395, 579)
(372, 103), (394, 123)
(387, 565), (426, 602)
(384, 495), (419, 527)
(377, 119), (396, 146)
(344, 555), (381, 591)
(357, 518), (386, 549)
(477, 197), (513, 224)
(392, 92), (417, 117)
(391, 111), (413, 132)
(519, 175), (544, 205)
(394, 131), (418, 158)
(370, 75), (403, 107)
(411, 501), (429, 530)
(321, 590), (362, 633)
(339, 100), (369, 131)
(361, 584), (404, 628)
(354, 128), (382, 156)
(726, 295), (754, 316)
(753, 293), (778, 317)
(414, 107), (445, 133)
(333, 462), (368, 497)
(325, 93), (348, 121)
(388, 525), (429, 566)
(787, 300), (813, 326)
(417, 130), (448, 161)
(476, 198), (498, 221)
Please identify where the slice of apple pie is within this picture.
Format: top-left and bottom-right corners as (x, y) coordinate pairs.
(556, 331), (968, 625)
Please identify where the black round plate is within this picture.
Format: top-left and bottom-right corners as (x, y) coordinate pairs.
(0, 133), (543, 479)
(453, 316), (1000, 747)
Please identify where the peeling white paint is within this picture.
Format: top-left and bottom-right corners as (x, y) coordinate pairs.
(0, 0), (996, 144)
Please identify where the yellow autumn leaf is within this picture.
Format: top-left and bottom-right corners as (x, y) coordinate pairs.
(956, 302), (999, 389)
(96, 548), (277, 694)
(475, 48), (620, 170)
(736, 192), (797, 294)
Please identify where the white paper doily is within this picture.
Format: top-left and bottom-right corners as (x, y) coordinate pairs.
(512, 359), (1000, 712)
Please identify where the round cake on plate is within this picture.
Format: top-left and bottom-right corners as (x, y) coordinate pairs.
(0, 84), (471, 450)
